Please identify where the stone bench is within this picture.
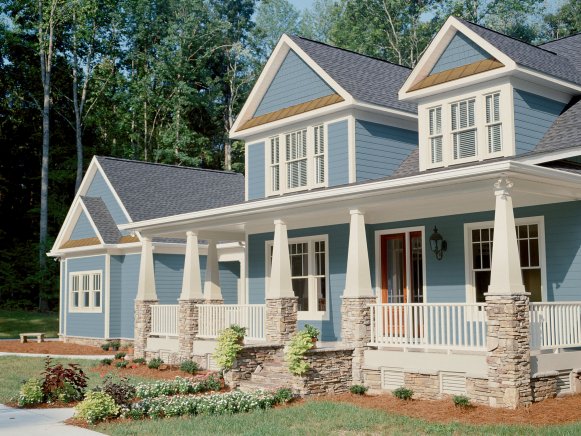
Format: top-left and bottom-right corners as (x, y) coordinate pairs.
(20, 333), (45, 343)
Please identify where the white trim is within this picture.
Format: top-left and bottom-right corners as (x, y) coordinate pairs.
(245, 232), (250, 305)
(518, 147), (581, 165)
(63, 259), (67, 336)
(348, 115), (356, 183)
(120, 161), (581, 234)
(373, 227), (427, 304)
(463, 216), (547, 303)
(79, 200), (105, 245)
(104, 254), (111, 338)
(68, 269), (104, 313)
(265, 234), (330, 321)
(59, 259), (64, 336)
(92, 159), (133, 223)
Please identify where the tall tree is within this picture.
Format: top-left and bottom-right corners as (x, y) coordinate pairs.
(543, 0), (581, 40)
(252, 0), (300, 59)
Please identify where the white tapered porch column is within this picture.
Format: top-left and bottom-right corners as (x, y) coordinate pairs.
(204, 239), (223, 303)
(485, 178), (532, 409)
(341, 210), (376, 383)
(134, 236), (158, 359)
(178, 231), (204, 360)
(265, 220), (297, 343)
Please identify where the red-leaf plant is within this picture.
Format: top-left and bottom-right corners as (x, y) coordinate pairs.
(41, 357), (88, 401)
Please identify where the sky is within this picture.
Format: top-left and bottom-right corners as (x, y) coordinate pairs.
(289, 0), (313, 11)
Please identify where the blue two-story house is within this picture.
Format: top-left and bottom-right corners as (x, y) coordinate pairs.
(59, 17), (581, 407)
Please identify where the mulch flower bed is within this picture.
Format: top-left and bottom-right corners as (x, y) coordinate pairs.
(326, 392), (581, 426)
(90, 362), (215, 380)
(0, 340), (117, 355)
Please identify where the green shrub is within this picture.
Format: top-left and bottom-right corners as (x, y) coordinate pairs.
(147, 357), (163, 369)
(273, 387), (294, 404)
(18, 378), (44, 407)
(132, 358), (146, 365)
(101, 358), (113, 366)
(95, 376), (136, 408)
(101, 343), (110, 351)
(55, 382), (82, 403)
(109, 340), (121, 351)
(304, 324), (320, 339)
(125, 408), (145, 420)
(114, 352), (126, 360)
(135, 375), (222, 399)
(179, 360), (200, 374)
(75, 391), (120, 424)
(285, 330), (315, 376)
(392, 387), (413, 400)
(213, 327), (244, 370)
(453, 395), (471, 408)
(116, 361), (128, 368)
(350, 384), (368, 395)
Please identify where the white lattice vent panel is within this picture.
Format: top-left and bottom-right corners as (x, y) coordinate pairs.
(557, 370), (572, 394)
(207, 354), (219, 371)
(381, 368), (404, 390)
(440, 372), (466, 395)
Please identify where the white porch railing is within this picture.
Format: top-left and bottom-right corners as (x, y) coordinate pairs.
(369, 303), (487, 351)
(150, 304), (179, 337)
(198, 304), (266, 341)
(530, 302), (581, 350)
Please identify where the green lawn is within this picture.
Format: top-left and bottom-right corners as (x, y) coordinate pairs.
(0, 310), (59, 339)
(97, 401), (581, 436)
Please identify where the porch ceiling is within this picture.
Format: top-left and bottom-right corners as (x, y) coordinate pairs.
(124, 161), (581, 238)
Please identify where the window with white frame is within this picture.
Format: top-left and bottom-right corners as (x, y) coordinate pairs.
(70, 271), (102, 312)
(267, 125), (326, 195)
(267, 236), (328, 318)
(429, 106), (443, 164)
(451, 98), (477, 160)
(485, 93), (502, 153)
(467, 219), (544, 303)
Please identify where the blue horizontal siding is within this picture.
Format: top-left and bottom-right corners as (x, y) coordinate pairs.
(65, 255), (106, 338)
(247, 142), (265, 200)
(254, 50), (333, 117)
(70, 211), (97, 239)
(431, 32), (490, 74)
(355, 120), (418, 182)
(248, 224), (349, 341)
(220, 262), (241, 304)
(328, 120), (349, 186)
(513, 89), (566, 154)
(109, 254), (140, 339)
(86, 170), (128, 225)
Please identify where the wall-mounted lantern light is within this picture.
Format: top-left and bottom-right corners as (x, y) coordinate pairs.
(429, 226), (447, 260)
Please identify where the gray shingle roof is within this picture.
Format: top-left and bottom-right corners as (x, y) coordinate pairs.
(96, 157), (245, 222)
(458, 19), (581, 86)
(534, 97), (581, 153)
(289, 36), (417, 114)
(81, 196), (121, 244)
(538, 33), (581, 77)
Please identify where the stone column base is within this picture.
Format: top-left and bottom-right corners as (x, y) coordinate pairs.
(178, 298), (204, 361)
(205, 299), (224, 305)
(265, 297), (298, 344)
(341, 296), (376, 383)
(485, 293), (532, 408)
(134, 299), (158, 359)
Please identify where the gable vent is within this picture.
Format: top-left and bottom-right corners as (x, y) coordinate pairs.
(440, 372), (467, 395)
(557, 371), (572, 394)
(381, 368), (404, 390)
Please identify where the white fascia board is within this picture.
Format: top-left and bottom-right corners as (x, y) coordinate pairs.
(93, 159), (133, 223)
(399, 16), (517, 101)
(511, 67), (581, 94)
(51, 196), (83, 252)
(518, 147), (581, 165)
(230, 34), (354, 137)
(120, 160), (581, 234)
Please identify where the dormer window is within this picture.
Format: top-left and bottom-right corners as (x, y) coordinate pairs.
(267, 124), (327, 195)
(420, 87), (509, 171)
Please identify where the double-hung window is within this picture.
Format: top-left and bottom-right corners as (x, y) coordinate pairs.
(451, 98), (477, 160)
(313, 125), (325, 185)
(267, 236), (328, 319)
(70, 270), (102, 312)
(285, 129), (307, 190)
(466, 219), (544, 303)
(269, 136), (280, 193)
(429, 107), (443, 164)
(485, 93), (502, 153)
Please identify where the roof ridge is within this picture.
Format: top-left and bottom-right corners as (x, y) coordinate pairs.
(539, 31), (581, 46)
(96, 156), (242, 176)
(456, 17), (560, 57)
(289, 34), (412, 70)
